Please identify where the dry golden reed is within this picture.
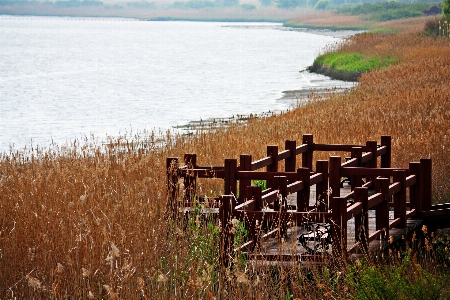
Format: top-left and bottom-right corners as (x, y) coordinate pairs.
(0, 20), (449, 298)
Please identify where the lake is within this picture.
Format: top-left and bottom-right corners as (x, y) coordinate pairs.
(0, 16), (355, 153)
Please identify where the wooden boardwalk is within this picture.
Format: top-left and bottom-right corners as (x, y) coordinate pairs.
(168, 134), (450, 266)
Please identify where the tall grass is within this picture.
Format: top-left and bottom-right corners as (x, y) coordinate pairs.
(1, 22), (450, 298)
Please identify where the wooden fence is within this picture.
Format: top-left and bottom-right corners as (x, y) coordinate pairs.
(166, 134), (434, 266)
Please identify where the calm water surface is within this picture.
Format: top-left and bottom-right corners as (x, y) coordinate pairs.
(0, 16), (353, 153)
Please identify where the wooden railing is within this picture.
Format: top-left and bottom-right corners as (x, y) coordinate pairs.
(167, 134), (435, 266)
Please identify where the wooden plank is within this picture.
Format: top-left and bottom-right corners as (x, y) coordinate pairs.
(341, 167), (408, 177)
(251, 157), (272, 171)
(235, 199), (256, 211)
(310, 173), (324, 186)
(347, 202), (363, 220)
(341, 157), (358, 168)
(313, 144), (368, 152)
(389, 182), (401, 197)
(295, 143), (309, 155)
(405, 175), (416, 188)
(367, 193), (383, 208)
(237, 171), (299, 181)
(278, 149), (291, 161)
(287, 181), (304, 195)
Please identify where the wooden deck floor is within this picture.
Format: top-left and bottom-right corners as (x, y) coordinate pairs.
(255, 184), (423, 259)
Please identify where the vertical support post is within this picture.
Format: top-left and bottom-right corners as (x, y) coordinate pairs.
(393, 170), (407, 228)
(421, 158), (432, 211)
(273, 176), (288, 211)
(247, 185), (262, 211)
(224, 159), (237, 198)
(351, 147), (363, 191)
(331, 196), (347, 260)
(166, 157), (179, 219)
(266, 145), (279, 189)
(246, 186), (262, 250)
(380, 136), (391, 168)
(219, 195), (234, 268)
(302, 134), (314, 171)
(409, 162), (421, 213)
(375, 177), (390, 239)
(366, 140), (378, 186)
(239, 154), (252, 204)
(285, 140), (297, 173)
(297, 167), (310, 211)
(354, 187), (369, 252)
(184, 154), (197, 203)
(316, 160), (329, 212)
(329, 156), (341, 200)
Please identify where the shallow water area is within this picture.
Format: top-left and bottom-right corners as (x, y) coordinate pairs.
(0, 16), (356, 153)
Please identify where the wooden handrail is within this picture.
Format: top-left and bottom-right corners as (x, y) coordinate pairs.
(168, 135), (438, 266)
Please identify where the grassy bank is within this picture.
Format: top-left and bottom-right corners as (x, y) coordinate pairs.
(1, 17), (450, 299)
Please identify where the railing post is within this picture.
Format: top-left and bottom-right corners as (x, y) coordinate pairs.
(285, 140), (297, 173)
(421, 158), (432, 211)
(375, 177), (390, 239)
(224, 159), (237, 197)
(380, 136), (391, 168)
(302, 134), (314, 171)
(166, 157), (179, 219)
(351, 147), (363, 191)
(184, 154), (197, 202)
(272, 176), (288, 211)
(331, 196), (347, 260)
(393, 170), (407, 228)
(366, 140), (378, 188)
(247, 185), (262, 211)
(297, 167), (310, 211)
(409, 162), (421, 213)
(239, 154), (252, 204)
(329, 156), (341, 200)
(219, 195), (234, 268)
(316, 160), (329, 212)
(266, 145), (279, 189)
(354, 187), (369, 252)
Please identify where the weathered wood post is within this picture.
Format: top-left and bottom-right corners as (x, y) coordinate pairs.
(297, 167), (310, 212)
(375, 177), (390, 239)
(351, 147), (363, 191)
(184, 154), (197, 203)
(354, 187), (369, 252)
(246, 186), (262, 250)
(421, 158), (432, 211)
(273, 176), (288, 211)
(224, 159), (237, 197)
(302, 134), (314, 171)
(266, 145), (279, 190)
(329, 156), (341, 200)
(316, 160), (329, 212)
(331, 196), (348, 260)
(409, 161), (421, 213)
(366, 140), (378, 186)
(166, 157), (179, 219)
(219, 195), (234, 268)
(393, 170), (407, 228)
(380, 136), (391, 168)
(285, 140), (297, 173)
(239, 154), (252, 204)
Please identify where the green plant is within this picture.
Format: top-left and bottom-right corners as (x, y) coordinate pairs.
(252, 179), (267, 190)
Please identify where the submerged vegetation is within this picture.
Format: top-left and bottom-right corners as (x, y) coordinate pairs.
(1, 12), (450, 299)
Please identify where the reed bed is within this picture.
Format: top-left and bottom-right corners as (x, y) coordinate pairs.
(0, 24), (449, 298)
